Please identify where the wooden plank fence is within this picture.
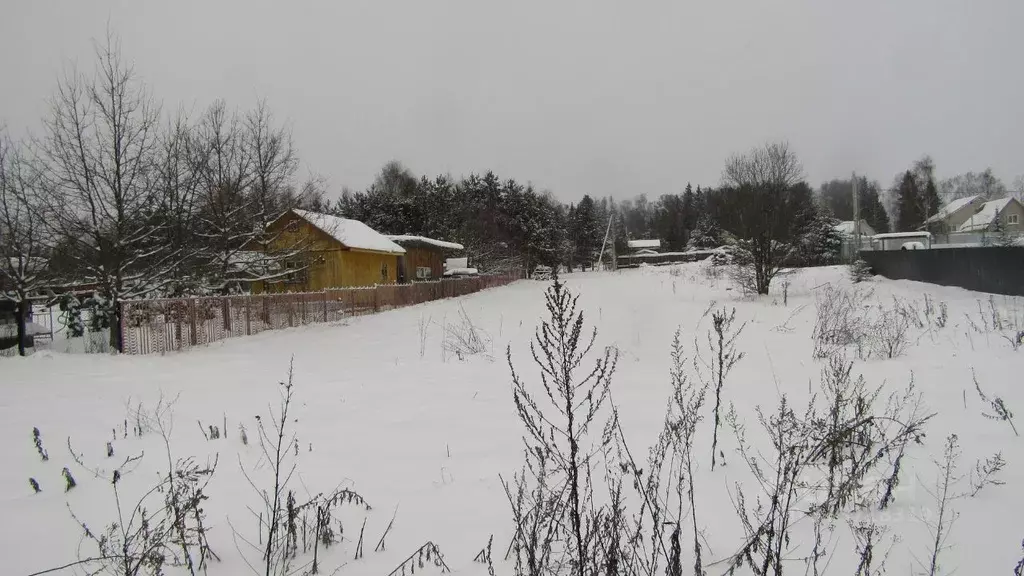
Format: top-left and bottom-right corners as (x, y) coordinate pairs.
(119, 272), (523, 355)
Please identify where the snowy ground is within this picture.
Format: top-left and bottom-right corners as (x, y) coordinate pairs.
(2, 264), (1022, 575)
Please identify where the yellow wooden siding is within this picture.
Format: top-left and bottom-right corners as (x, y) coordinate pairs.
(251, 212), (400, 292)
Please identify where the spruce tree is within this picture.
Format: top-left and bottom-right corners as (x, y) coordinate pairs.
(896, 171), (924, 231)
(682, 183), (697, 234)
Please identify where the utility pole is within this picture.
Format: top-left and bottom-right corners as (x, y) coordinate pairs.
(852, 172), (861, 260)
(596, 211), (613, 271)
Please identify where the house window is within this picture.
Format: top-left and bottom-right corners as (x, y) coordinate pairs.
(1009, 214), (1020, 225)
(381, 263), (389, 282)
(284, 260), (307, 283)
(285, 220), (300, 234)
(416, 266), (431, 280)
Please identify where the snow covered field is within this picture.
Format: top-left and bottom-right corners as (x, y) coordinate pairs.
(2, 264), (1022, 575)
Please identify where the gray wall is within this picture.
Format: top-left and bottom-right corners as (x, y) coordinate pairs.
(860, 247), (1024, 296)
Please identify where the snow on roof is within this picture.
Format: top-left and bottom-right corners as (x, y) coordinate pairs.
(292, 210), (405, 255)
(627, 239), (661, 249)
(833, 220), (873, 235)
(958, 198), (1014, 232)
(926, 195), (981, 224)
(443, 267), (478, 277)
(871, 231), (932, 239)
(385, 235), (464, 251)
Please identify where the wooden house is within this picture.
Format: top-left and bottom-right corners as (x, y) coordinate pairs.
(386, 235), (465, 283)
(251, 209), (406, 292)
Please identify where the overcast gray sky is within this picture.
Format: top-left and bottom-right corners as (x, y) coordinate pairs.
(2, 0), (1021, 201)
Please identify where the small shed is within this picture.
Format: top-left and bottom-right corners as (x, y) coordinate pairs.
(386, 235), (465, 283)
(627, 239), (661, 252)
(871, 232), (933, 251)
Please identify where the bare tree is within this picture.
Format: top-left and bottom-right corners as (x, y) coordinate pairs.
(0, 132), (51, 355)
(153, 111), (202, 294)
(38, 31), (173, 351)
(190, 99), (256, 292)
(719, 142), (805, 295)
(246, 99), (297, 220)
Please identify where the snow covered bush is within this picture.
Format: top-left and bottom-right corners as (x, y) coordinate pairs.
(813, 285), (873, 359)
(872, 307), (911, 359)
(848, 259), (873, 283)
(729, 238), (793, 296)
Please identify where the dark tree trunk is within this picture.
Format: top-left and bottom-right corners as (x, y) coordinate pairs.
(16, 298), (29, 356)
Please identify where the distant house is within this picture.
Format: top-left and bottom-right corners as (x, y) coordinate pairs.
(924, 195), (985, 236)
(251, 209), (406, 292)
(957, 197), (1024, 234)
(834, 221), (876, 261)
(386, 235), (465, 282)
(627, 239), (661, 252)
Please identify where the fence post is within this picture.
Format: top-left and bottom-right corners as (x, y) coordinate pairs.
(374, 286), (380, 313)
(245, 296), (252, 336)
(323, 291), (328, 323)
(222, 298), (232, 333)
(188, 299), (198, 346)
(119, 301), (129, 355)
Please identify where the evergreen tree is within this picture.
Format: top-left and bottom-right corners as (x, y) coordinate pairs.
(681, 183), (697, 234)
(656, 193), (687, 251)
(572, 195), (601, 269)
(819, 177), (890, 233)
(687, 214), (723, 249)
(796, 207), (843, 266)
(896, 171), (925, 231)
(922, 177), (941, 223)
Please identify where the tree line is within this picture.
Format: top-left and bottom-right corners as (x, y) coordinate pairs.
(3, 33), (1023, 353)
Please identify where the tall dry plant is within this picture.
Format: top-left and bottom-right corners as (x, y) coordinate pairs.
(508, 276), (618, 576)
(695, 306), (745, 471)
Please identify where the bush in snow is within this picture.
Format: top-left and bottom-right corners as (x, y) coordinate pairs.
(871, 306), (912, 359)
(813, 285), (873, 359)
(849, 259), (873, 283)
(724, 368), (930, 574)
(442, 305), (491, 361)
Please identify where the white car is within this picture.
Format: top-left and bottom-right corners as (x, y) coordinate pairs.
(901, 241), (927, 250)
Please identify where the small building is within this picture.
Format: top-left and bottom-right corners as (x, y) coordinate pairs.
(386, 235), (465, 283)
(252, 209), (406, 292)
(871, 231), (933, 251)
(627, 239), (661, 252)
(835, 221), (877, 261)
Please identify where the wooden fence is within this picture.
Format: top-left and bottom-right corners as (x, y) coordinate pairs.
(119, 272), (523, 355)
